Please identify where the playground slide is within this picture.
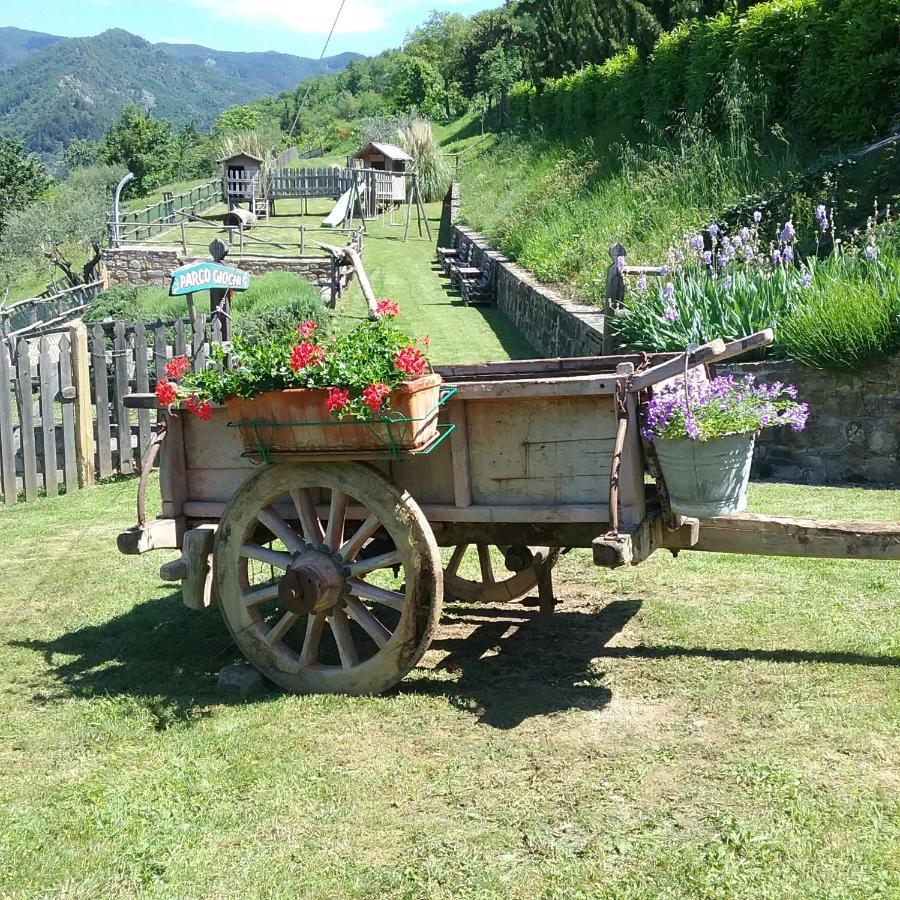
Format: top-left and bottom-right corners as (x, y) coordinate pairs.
(322, 187), (353, 228)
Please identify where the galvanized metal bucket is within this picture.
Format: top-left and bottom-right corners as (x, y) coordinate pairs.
(654, 432), (756, 518)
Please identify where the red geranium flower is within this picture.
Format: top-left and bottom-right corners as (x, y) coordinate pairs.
(290, 342), (325, 372)
(325, 387), (350, 413)
(298, 320), (317, 338)
(184, 394), (213, 421)
(362, 382), (390, 414)
(375, 299), (400, 318)
(393, 345), (429, 377)
(165, 356), (191, 380)
(155, 380), (178, 407)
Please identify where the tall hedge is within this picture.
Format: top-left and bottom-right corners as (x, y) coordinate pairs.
(510, 0), (900, 146)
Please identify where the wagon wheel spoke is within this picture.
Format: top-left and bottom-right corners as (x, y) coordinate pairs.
(345, 596), (392, 648)
(300, 612), (326, 667)
(348, 579), (405, 611)
(477, 544), (495, 584)
(242, 583), (280, 608)
(339, 513), (381, 562)
(446, 544), (468, 577)
(257, 507), (304, 554)
(348, 550), (402, 577)
(324, 490), (350, 549)
(241, 543), (292, 570)
(290, 487), (324, 544)
(329, 608), (359, 669)
(267, 610), (300, 645)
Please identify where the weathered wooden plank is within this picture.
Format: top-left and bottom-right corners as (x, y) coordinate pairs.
(174, 318), (186, 359)
(192, 314), (207, 369)
(38, 335), (59, 496)
(92, 323), (113, 479)
(453, 374), (619, 400)
(153, 325), (168, 383)
(58, 334), (79, 492)
(0, 342), (17, 504)
(133, 322), (152, 462)
(447, 399), (472, 508)
(15, 339), (38, 500)
(69, 322), (95, 488)
(691, 514), (900, 561)
(628, 339), (726, 392)
(113, 321), (133, 475)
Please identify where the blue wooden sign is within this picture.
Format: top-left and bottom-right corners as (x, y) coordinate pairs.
(169, 261), (251, 296)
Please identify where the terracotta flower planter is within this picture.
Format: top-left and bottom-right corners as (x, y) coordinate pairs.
(226, 374), (443, 454)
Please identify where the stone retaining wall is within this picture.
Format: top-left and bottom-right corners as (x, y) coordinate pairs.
(452, 226), (605, 357)
(101, 247), (350, 302)
(450, 224), (900, 485)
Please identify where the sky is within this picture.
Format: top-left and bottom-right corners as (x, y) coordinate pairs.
(3, 0), (499, 57)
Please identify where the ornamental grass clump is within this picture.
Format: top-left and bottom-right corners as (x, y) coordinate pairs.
(155, 299), (433, 422)
(642, 370), (809, 443)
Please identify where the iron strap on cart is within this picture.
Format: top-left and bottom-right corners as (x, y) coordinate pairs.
(119, 331), (900, 695)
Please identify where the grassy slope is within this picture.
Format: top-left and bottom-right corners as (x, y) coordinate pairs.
(0, 477), (896, 897)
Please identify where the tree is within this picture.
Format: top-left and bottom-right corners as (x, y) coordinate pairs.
(478, 44), (525, 128)
(0, 165), (126, 288)
(0, 138), (50, 236)
(391, 55), (447, 120)
(100, 106), (175, 195)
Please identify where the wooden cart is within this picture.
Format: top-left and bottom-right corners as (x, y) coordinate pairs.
(120, 333), (900, 695)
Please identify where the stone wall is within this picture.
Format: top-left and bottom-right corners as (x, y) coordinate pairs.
(452, 226), (605, 357)
(450, 224), (900, 485)
(101, 247), (350, 302)
(722, 356), (900, 485)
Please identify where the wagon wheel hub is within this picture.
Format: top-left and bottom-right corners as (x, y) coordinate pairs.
(278, 551), (345, 615)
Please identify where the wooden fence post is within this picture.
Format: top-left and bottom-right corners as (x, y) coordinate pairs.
(0, 342), (17, 505)
(603, 243), (626, 356)
(69, 321), (96, 488)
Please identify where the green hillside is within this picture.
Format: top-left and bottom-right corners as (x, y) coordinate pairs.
(0, 29), (359, 158)
(0, 26), (61, 70)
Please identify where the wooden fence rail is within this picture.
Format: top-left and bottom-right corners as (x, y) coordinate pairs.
(110, 178), (223, 244)
(0, 316), (222, 506)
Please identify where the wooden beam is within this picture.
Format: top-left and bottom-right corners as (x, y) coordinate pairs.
(628, 339), (726, 392)
(692, 514), (900, 561)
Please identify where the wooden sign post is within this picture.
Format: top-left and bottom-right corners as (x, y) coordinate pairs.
(169, 241), (250, 342)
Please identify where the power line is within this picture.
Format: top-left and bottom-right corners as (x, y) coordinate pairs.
(286, 0), (349, 142)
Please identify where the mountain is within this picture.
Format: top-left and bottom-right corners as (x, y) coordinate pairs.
(155, 44), (362, 95)
(0, 28), (362, 157)
(0, 27), (62, 70)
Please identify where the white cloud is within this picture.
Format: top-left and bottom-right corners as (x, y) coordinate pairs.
(184, 0), (385, 35)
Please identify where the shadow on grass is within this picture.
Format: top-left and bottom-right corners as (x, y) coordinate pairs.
(10, 591), (258, 726)
(400, 599), (642, 729)
(596, 645), (900, 667)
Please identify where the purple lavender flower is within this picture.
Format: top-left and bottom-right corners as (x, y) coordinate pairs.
(780, 220), (796, 243)
(753, 210), (763, 224)
(800, 271), (813, 288)
(771, 248), (782, 266)
(782, 245), (795, 263)
(616, 254), (627, 274)
(688, 233), (704, 252)
(740, 226), (751, 242)
(636, 274), (648, 292)
(709, 223), (720, 239)
(723, 274), (733, 289)
(815, 204), (829, 232)
(731, 235), (743, 249)
(702, 250), (713, 266)
(663, 282), (675, 302)
(661, 305), (678, 323)
(743, 245), (756, 262)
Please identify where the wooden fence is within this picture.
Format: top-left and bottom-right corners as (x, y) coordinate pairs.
(111, 178), (223, 243)
(0, 280), (104, 339)
(0, 316), (222, 505)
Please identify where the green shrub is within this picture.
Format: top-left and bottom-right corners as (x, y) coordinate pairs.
(232, 273), (329, 343)
(82, 284), (187, 323)
(778, 255), (900, 372)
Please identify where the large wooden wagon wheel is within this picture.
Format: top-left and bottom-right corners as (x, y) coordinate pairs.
(214, 462), (443, 695)
(443, 544), (560, 604)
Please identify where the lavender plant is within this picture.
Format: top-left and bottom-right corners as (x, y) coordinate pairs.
(642, 370), (809, 443)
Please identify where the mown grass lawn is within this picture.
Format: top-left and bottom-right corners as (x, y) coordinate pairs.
(0, 478), (897, 898)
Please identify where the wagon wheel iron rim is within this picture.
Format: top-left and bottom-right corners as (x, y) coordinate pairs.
(215, 462), (443, 695)
(443, 544), (561, 604)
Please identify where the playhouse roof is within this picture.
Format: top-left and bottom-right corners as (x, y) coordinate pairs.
(354, 142), (413, 162)
(216, 152), (265, 164)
